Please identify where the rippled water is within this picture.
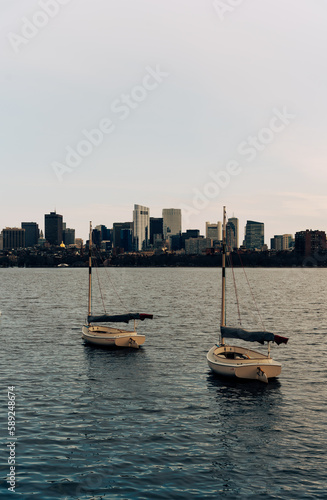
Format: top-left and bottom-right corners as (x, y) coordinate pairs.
(1, 267), (327, 499)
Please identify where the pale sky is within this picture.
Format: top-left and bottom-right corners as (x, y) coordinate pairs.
(1, 0), (326, 243)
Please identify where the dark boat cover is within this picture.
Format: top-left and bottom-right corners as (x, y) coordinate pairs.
(221, 326), (288, 345)
(88, 313), (153, 323)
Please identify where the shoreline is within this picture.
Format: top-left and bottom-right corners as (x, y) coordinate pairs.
(1, 250), (326, 268)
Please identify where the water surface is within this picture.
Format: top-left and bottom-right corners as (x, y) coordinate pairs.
(1, 267), (327, 499)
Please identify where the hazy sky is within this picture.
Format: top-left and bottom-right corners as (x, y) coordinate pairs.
(1, 0), (326, 243)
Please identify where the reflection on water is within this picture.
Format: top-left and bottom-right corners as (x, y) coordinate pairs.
(207, 375), (285, 498)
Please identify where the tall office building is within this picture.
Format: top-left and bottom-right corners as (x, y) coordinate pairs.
(162, 209), (181, 239)
(2, 228), (25, 250)
(92, 228), (102, 248)
(226, 217), (239, 249)
(150, 217), (163, 245)
(205, 222), (222, 241)
(133, 204), (150, 251)
(295, 230), (326, 256)
(180, 229), (200, 250)
(45, 211), (63, 246)
(94, 225), (111, 242)
(271, 235), (283, 251)
(113, 222), (133, 249)
(21, 222), (39, 247)
(120, 228), (133, 252)
(271, 234), (294, 251)
(282, 234), (293, 250)
(63, 228), (75, 246)
(244, 220), (264, 250)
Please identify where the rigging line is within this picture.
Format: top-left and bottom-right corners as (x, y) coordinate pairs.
(237, 250), (266, 331)
(227, 249), (242, 326)
(95, 247), (130, 314)
(94, 258), (107, 313)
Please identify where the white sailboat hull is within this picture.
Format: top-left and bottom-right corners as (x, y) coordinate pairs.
(82, 325), (145, 348)
(207, 345), (281, 383)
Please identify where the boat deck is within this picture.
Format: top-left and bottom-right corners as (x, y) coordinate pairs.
(213, 344), (270, 361)
(88, 325), (136, 335)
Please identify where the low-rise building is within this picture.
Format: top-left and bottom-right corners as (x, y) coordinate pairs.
(185, 237), (212, 255)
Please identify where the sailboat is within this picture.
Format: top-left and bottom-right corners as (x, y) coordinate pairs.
(82, 222), (153, 348)
(207, 207), (288, 383)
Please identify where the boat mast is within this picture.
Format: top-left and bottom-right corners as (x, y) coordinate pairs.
(88, 221), (92, 319)
(221, 206), (226, 345)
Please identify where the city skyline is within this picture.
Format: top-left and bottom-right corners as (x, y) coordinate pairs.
(2, 204), (325, 249)
(1, 2), (327, 249)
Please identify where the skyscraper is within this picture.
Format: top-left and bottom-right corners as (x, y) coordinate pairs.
(295, 230), (326, 256)
(282, 234), (293, 250)
(45, 211), (63, 246)
(92, 228), (102, 248)
(21, 222), (39, 247)
(120, 228), (133, 252)
(94, 225), (111, 242)
(162, 209), (181, 239)
(226, 217), (239, 249)
(113, 222), (133, 249)
(271, 234), (294, 251)
(150, 217), (163, 244)
(271, 235), (283, 251)
(244, 220), (264, 250)
(63, 228), (75, 246)
(205, 221), (222, 241)
(133, 204), (150, 251)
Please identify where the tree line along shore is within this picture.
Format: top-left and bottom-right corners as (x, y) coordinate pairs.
(0, 248), (325, 268)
